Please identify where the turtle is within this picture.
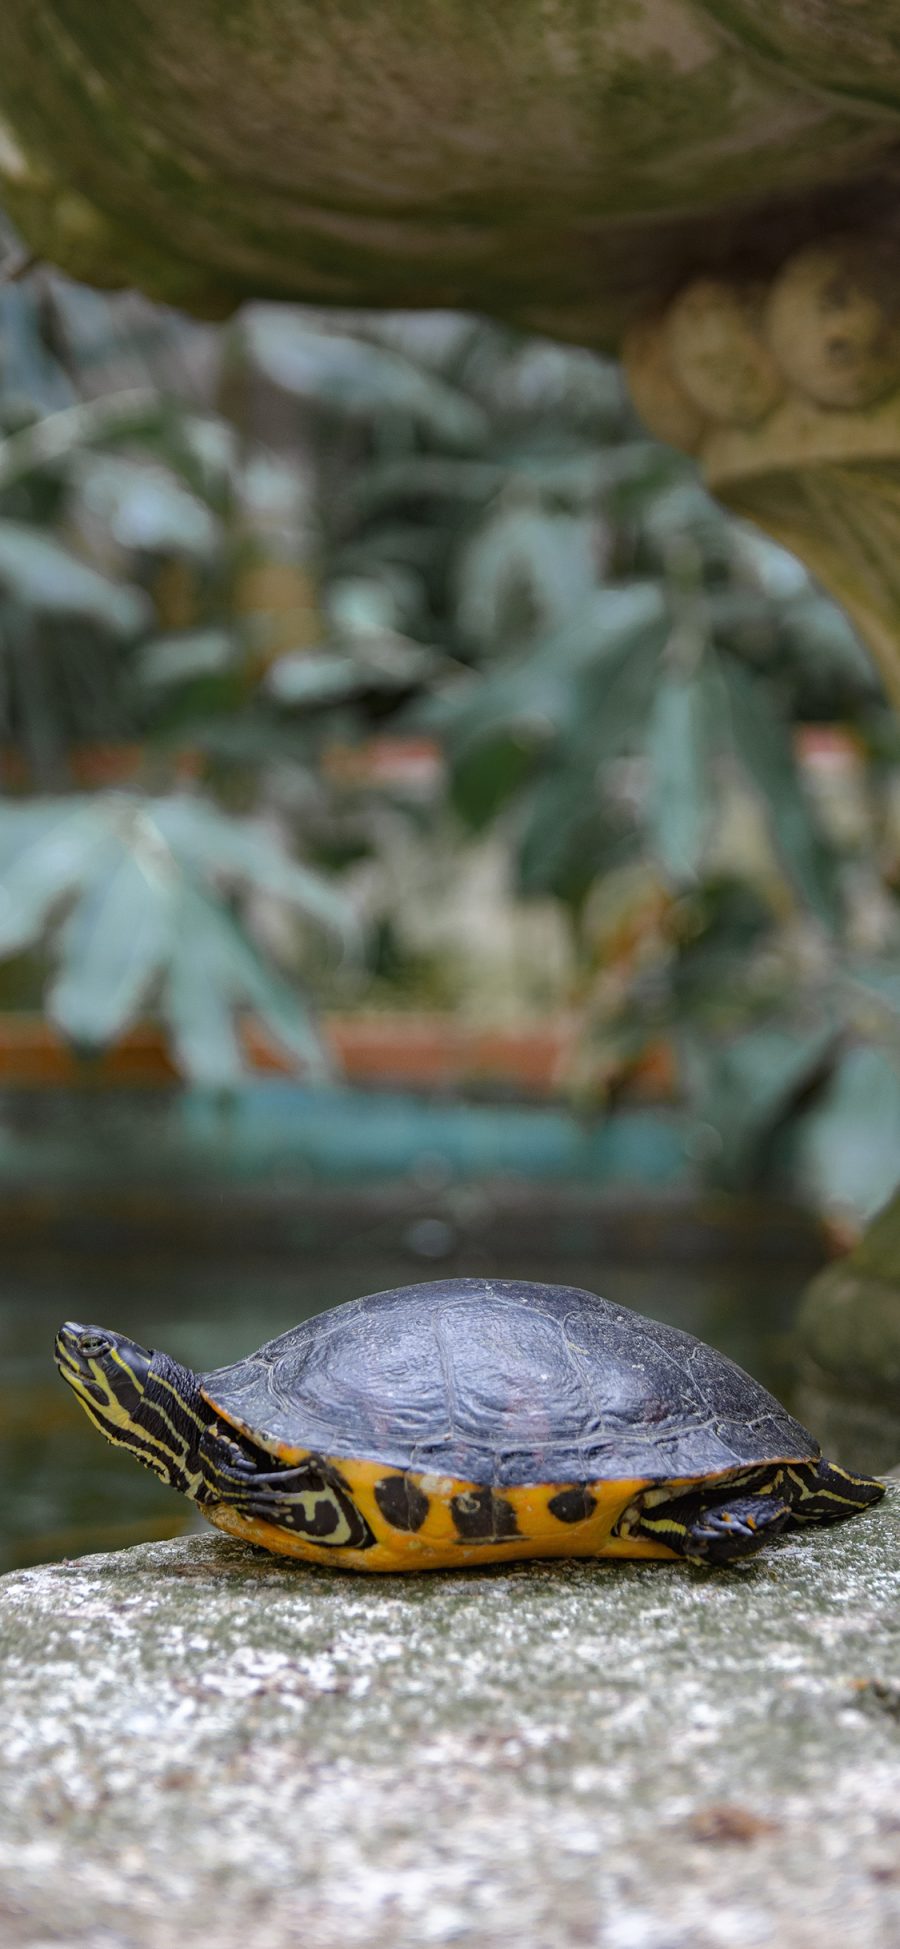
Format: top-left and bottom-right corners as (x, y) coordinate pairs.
(55, 1277), (883, 1570)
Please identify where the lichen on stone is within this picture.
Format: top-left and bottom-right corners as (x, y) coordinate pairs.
(1, 1494), (899, 1946)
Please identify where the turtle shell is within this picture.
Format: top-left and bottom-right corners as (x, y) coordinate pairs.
(199, 1278), (817, 1487)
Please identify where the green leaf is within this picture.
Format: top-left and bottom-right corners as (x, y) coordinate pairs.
(513, 635), (663, 898)
(779, 592), (878, 698)
(0, 800), (108, 955)
(265, 653), (363, 708)
(0, 285), (75, 416)
(135, 629), (240, 691)
(573, 602), (669, 742)
(645, 664), (717, 883)
(432, 584), (667, 762)
(224, 917), (328, 1077)
(327, 574), (416, 639)
(795, 1045), (900, 1223)
(354, 455), (507, 518)
(451, 733), (539, 830)
(269, 642), (438, 710)
(425, 656), (568, 760)
(680, 1019), (836, 1182)
(0, 521), (149, 632)
(466, 339), (627, 434)
(166, 885), (327, 1083)
(149, 796), (354, 945)
(515, 763), (613, 900)
(74, 455), (219, 557)
(0, 389), (171, 495)
(164, 889), (245, 1087)
(242, 311), (487, 448)
(547, 582), (667, 677)
(454, 505), (598, 650)
(48, 846), (172, 1047)
(639, 479), (729, 555)
(845, 962), (900, 1020)
(721, 659), (842, 928)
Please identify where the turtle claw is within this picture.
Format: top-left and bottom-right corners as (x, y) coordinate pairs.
(217, 1432), (257, 1473)
(200, 1425), (264, 1500)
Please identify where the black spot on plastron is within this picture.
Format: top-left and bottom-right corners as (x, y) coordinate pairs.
(374, 1474), (430, 1533)
(451, 1488), (519, 1541)
(547, 1485), (597, 1525)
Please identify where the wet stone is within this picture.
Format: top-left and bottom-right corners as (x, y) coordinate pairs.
(2, 1491), (900, 1948)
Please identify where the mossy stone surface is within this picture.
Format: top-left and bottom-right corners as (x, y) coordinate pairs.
(2, 4), (900, 335)
(2, 1502), (899, 1946)
(796, 1191), (900, 1472)
(696, 2), (900, 108)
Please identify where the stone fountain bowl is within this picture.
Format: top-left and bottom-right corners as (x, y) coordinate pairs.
(1, 3), (900, 335)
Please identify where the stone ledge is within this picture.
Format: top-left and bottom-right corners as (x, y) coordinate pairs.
(2, 1498), (899, 1948)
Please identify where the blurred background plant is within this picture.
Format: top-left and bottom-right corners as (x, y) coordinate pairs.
(2, 213), (900, 1216)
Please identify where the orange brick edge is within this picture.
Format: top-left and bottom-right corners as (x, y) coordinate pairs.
(0, 1014), (676, 1099)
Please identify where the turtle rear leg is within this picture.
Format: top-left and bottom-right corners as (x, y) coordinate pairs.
(679, 1493), (792, 1563)
(782, 1457), (884, 1526)
(620, 1485), (792, 1565)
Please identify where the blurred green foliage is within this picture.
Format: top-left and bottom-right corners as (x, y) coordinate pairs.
(1, 215), (900, 1214)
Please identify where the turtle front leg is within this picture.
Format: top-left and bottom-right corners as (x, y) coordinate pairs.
(782, 1457), (884, 1526)
(199, 1428), (374, 1548)
(198, 1426), (263, 1504)
(620, 1485), (792, 1565)
(198, 1425), (308, 1518)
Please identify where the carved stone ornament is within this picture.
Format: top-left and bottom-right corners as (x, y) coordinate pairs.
(624, 235), (900, 709)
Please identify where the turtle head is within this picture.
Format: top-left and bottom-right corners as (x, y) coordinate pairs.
(56, 1322), (153, 1401)
(55, 1322), (208, 1500)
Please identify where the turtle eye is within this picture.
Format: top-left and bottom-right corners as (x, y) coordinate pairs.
(78, 1332), (111, 1359)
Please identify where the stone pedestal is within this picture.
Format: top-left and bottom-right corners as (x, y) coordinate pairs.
(2, 1520), (899, 1947)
